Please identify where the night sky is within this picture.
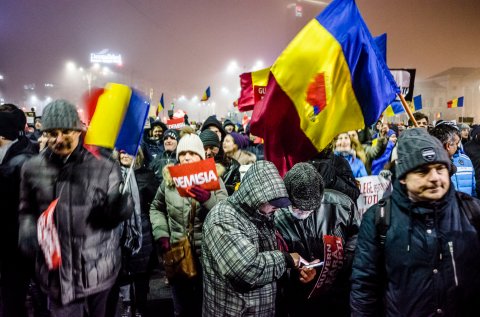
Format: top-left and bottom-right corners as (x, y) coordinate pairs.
(1, 0), (479, 119)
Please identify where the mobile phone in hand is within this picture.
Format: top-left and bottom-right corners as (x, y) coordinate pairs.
(303, 261), (324, 269)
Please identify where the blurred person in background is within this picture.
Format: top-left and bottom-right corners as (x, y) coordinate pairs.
(200, 129), (240, 195)
(223, 132), (256, 166)
(222, 119), (236, 133)
(334, 132), (368, 178)
(0, 104), (38, 317)
(149, 129), (179, 184)
(141, 119), (168, 168)
(110, 148), (158, 317)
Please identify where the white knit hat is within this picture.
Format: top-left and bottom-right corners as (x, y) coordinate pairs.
(176, 133), (206, 160)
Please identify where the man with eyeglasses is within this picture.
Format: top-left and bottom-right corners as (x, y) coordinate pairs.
(18, 99), (133, 316)
(275, 162), (360, 317)
(430, 120), (476, 196)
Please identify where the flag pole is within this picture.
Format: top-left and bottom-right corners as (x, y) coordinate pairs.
(122, 156), (135, 195)
(398, 94), (418, 127)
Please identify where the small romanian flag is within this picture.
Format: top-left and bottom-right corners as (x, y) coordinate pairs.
(201, 86), (211, 101)
(447, 96), (464, 108)
(250, 0), (399, 175)
(238, 67), (270, 112)
(413, 95), (422, 111)
(84, 83), (150, 156)
(157, 93), (164, 116)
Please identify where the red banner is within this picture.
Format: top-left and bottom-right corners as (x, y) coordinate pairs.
(308, 235), (344, 299)
(167, 117), (185, 130)
(167, 158), (220, 197)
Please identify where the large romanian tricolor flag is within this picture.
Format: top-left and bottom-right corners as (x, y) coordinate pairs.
(237, 67), (270, 112)
(447, 96), (464, 108)
(84, 83), (150, 156)
(201, 86), (211, 101)
(250, 0), (399, 175)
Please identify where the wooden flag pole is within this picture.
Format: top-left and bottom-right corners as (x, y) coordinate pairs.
(398, 94), (418, 127)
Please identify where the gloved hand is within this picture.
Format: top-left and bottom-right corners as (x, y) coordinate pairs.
(157, 237), (171, 254)
(187, 186), (211, 203)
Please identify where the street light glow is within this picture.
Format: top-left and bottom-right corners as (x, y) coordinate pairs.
(66, 61), (76, 71)
(0, 74), (4, 80)
(252, 60), (264, 71)
(227, 60), (239, 73)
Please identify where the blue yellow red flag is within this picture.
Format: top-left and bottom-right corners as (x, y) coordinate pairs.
(84, 83), (150, 156)
(157, 93), (164, 116)
(250, 0), (399, 175)
(201, 86), (211, 101)
(447, 96), (464, 108)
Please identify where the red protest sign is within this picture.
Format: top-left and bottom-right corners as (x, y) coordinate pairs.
(168, 158), (220, 197)
(167, 117), (185, 130)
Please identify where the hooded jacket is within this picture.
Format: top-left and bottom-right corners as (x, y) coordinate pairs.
(202, 161), (289, 316)
(18, 145), (133, 305)
(275, 189), (360, 316)
(351, 180), (480, 316)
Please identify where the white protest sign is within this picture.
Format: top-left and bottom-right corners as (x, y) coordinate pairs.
(356, 175), (391, 215)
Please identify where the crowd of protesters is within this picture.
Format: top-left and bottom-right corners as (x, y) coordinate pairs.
(1, 99), (480, 317)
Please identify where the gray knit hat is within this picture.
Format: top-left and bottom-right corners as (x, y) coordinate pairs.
(42, 99), (83, 131)
(199, 129), (220, 148)
(176, 132), (206, 160)
(283, 162), (324, 211)
(396, 128), (452, 179)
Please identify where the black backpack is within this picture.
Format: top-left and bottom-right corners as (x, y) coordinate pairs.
(375, 191), (480, 247)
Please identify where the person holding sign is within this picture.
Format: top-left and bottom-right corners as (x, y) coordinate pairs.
(275, 162), (360, 317)
(149, 127), (227, 317)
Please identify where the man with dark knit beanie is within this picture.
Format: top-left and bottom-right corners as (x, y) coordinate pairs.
(200, 129), (240, 195)
(351, 128), (480, 316)
(18, 99), (133, 316)
(0, 104), (38, 317)
(275, 162), (360, 317)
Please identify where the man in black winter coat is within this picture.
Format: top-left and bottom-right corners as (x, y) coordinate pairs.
(18, 99), (133, 317)
(0, 104), (38, 317)
(351, 128), (480, 316)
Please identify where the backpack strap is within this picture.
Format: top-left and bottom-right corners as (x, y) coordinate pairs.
(375, 197), (391, 248)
